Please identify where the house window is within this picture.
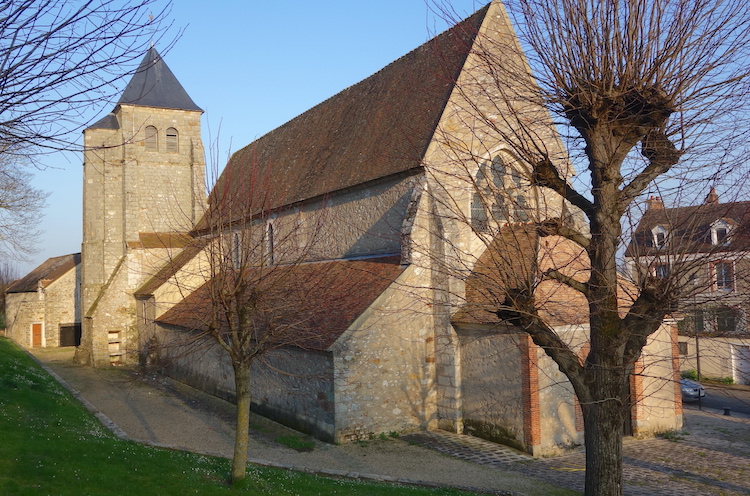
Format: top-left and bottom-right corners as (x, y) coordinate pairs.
(470, 152), (530, 230)
(655, 263), (670, 279)
(145, 125), (158, 151)
(715, 306), (739, 335)
(712, 261), (734, 291)
(490, 155), (508, 223)
(166, 127), (179, 153)
(677, 342), (688, 356)
(710, 220), (731, 246)
(652, 225), (668, 249)
(693, 311), (705, 333)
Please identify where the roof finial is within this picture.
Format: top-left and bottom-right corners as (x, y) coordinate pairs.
(704, 187), (719, 205)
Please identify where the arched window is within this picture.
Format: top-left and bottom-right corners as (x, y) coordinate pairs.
(265, 223), (275, 265)
(145, 125), (158, 151)
(166, 127), (179, 153)
(490, 155), (508, 222)
(232, 232), (241, 269)
(471, 162), (489, 232)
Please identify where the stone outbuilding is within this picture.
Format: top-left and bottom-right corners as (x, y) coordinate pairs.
(5, 253), (81, 348)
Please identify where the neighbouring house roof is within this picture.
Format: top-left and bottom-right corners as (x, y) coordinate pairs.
(155, 255), (405, 351)
(625, 194), (750, 257)
(197, 5), (490, 231)
(6, 253), (81, 293)
(88, 47), (202, 130)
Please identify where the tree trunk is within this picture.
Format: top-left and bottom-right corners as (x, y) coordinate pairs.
(231, 362), (252, 484)
(582, 363), (628, 496)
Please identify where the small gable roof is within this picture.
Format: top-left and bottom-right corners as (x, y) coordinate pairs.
(118, 47), (201, 112)
(199, 5), (490, 230)
(6, 253), (81, 293)
(156, 255), (405, 351)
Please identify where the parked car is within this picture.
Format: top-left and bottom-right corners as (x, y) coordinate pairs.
(680, 378), (706, 402)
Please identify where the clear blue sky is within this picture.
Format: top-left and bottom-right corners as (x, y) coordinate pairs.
(22, 0), (485, 274)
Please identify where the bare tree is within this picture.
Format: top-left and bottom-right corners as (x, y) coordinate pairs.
(0, 261), (19, 328)
(0, 0), (175, 154)
(0, 0), (174, 260)
(139, 149), (332, 484)
(0, 153), (47, 259)
(423, 1), (750, 494)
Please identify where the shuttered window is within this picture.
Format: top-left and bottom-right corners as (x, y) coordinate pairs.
(145, 126), (158, 151)
(166, 127), (178, 153)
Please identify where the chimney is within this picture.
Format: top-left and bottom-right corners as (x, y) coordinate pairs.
(704, 187), (719, 205)
(646, 195), (664, 210)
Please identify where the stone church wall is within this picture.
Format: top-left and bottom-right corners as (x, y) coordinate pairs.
(458, 328), (527, 450)
(153, 325), (336, 441)
(330, 266), (438, 442)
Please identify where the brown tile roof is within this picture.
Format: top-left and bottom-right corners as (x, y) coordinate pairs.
(197, 6), (489, 231)
(626, 200), (750, 257)
(156, 255), (405, 351)
(134, 238), (208, 298)
(454, 226), (632, 326)
(6, 253), (81, 293)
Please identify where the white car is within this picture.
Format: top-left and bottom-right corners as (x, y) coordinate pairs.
(680, 378), (706, 402)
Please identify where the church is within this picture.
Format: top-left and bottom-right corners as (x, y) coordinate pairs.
(5, 1), (682, 455)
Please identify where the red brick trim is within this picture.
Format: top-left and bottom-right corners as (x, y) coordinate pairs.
(520, 335), (541, 449)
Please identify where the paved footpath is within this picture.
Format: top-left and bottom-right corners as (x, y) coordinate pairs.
(32, 348), (750, 496)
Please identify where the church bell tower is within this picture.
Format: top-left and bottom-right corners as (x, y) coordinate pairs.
(77, 48), (206, 366)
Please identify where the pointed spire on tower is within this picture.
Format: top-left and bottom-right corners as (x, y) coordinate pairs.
(118, 47), (202, 111)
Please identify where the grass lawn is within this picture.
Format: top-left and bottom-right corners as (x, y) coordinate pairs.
(0, 337), (482, 496)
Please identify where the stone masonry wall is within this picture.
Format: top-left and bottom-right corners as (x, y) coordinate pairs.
(457, 327), (527, 451)
(632, 323), (683, 435)
(42, 267), (80, 348)
(153, 325), (336, 441)
(330, 265), (438, 442)
(5, 292), (43, 347)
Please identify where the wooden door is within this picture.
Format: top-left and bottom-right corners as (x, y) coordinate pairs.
(32, 323), (42, 347)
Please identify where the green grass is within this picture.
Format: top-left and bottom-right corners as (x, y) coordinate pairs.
(0, 337), (482, 496)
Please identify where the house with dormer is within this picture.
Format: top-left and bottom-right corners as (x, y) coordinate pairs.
(625, 190), (750, 384)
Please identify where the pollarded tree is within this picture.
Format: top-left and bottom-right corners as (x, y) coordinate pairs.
(424, 1), (750, 494)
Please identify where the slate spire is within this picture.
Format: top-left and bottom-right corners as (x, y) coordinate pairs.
(118, 47), (202, 111)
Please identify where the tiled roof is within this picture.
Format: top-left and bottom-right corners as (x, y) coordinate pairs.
(156, 255), (405, 351)
(6, 253), (81, 293)
(626, 200), (750, 257)
(197, 6), (490, 231)
(454, 226), (632, 326)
